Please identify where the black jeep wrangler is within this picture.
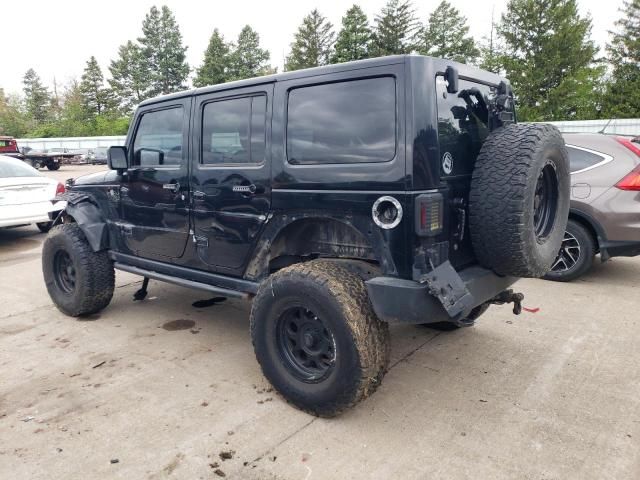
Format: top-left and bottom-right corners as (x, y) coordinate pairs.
(42, 55), (570, 416)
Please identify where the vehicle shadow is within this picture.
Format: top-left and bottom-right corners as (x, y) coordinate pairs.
(577, 255), (640, 288)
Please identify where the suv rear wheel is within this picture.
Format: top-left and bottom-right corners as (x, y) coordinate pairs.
(42, 223), (115, 316)
(250, 260), (390, 417)
(543, 220), (595, 282)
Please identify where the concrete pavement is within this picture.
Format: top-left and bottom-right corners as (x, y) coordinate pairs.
(0, 165), (638, 479)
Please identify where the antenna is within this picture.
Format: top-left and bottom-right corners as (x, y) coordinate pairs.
(598, 118), (613, 134)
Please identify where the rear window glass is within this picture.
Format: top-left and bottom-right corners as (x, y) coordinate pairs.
(436, 77), (497, 177)
(0, 158), (40, 177)
(286, 77), (396, 164)
(567, 146), (606, 173)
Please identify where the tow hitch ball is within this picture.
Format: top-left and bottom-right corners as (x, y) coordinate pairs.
(490, 290), (525, 315)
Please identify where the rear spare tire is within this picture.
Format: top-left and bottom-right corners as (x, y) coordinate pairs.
(469, 123), (570, 277)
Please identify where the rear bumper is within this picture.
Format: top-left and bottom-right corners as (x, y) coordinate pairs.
(0, 202), (65, 228)
(365, 265), (517, 324)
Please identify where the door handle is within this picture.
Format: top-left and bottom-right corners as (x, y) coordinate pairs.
(193, 191), (206, 200)
(163, 182), (180, 192)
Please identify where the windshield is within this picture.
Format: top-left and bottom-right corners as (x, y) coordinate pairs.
(0, 157), (41, 178)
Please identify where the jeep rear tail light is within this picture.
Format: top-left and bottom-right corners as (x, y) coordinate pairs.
(415, 193), (443, 236)
(55, 182), (65, 196)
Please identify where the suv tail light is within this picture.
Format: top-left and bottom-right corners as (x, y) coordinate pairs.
(55, 182), (65, 196)
(615, 136), (640, 158)
(415, 193), (443, 236)
(615, 137), (640, 191)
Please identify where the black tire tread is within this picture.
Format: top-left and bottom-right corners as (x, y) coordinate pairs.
(250, 260), (390, 417)
(469, 123), (569, 277)
(43, 223), (114, 316)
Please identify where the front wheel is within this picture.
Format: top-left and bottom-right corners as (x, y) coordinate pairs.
(543, 220), (595, 282)
(250, 260), (390, 417)
(42, 223), (115, 316)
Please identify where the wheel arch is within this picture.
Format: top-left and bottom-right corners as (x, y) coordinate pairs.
(244, 214), (396, 280)
(568, 209), (603, 253)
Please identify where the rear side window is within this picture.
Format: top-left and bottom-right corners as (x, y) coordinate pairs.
(567, 146), (607, 173)
(436, 77), (496, 177)
(132, 107), (184, 166)
(287, 77), (396, 164)
(201, 95), (266, 165)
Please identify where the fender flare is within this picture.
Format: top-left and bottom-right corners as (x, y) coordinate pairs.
(56, 192), (109, 252)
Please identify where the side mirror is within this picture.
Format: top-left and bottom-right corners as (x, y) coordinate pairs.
(108, 146), (128, 170)
(445, 66), (459, 94)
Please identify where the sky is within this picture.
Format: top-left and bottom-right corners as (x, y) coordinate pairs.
(0, 0), (624, 95)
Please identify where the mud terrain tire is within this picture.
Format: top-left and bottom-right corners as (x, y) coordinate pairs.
(469, 123), (570, 277)
(42, 223), (115, 316)
(250, 260), (390, 417)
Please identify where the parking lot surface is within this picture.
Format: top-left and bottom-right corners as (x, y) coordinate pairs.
(1, 165), (639, 479)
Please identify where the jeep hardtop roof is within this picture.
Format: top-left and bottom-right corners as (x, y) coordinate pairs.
(139, 54), (508, 108)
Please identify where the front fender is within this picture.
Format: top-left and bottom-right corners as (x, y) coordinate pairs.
(56, 192), (109, 252)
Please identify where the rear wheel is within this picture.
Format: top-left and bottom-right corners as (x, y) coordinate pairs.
(42, 223), (114, 316)
(543, 220), (595, 282)
(250, 260), (390, 417)
(47, 163), (61, 171)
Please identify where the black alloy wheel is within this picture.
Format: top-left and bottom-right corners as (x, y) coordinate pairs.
(533, 162), (559, 241)
(54, 250), (76, 294)
(276, 306), (336, 382)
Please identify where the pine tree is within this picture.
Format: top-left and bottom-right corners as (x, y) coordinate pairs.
(371, 0), (420, 56)
(604, 0), (640, 118)
(109, 41), (151, 113)
(420, 1), (479, 64)
(138, 5), (190, 96)
(194, 29), (230, 87)
(79, 56), (113, 117)
(228, 25), (272, 80)
(285, 9), (335, 71)
(497, 0), (600, 121)
(332, 5), (372, 63)
(22, 69), (51, 124)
